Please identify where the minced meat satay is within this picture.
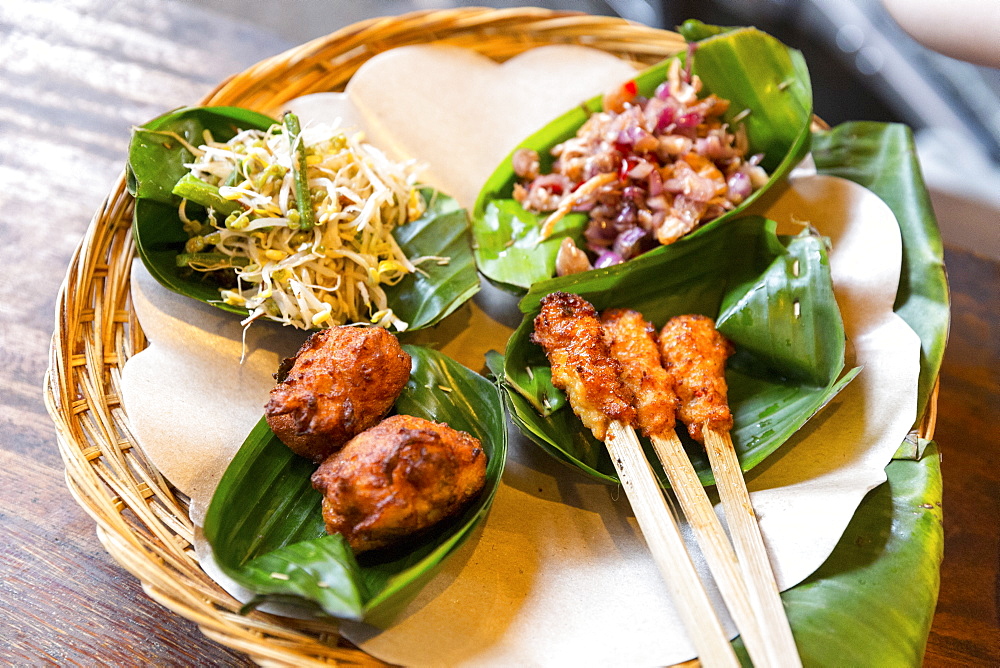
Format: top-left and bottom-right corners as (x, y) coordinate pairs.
(658, 314), (735, 442)
(311, 415), (487, 553)
(600, 308), (679, 439)
(265, 326), (412, 463)
(531, 292), (636, 441)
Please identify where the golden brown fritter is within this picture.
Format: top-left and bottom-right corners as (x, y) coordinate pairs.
(658, 314), (735, 442)
(531, 292), (635, 441)
(311, 414), (487, 553)
(265, 326), (412, 463)
(600, 308), (678, 438)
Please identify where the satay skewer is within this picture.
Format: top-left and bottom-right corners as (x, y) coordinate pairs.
(604, 422), (739, 668)
(601, 309), (773, 668)
(703, 427), (799, 660)
(661, 315), (802, 667)
(533, 292), (739, 668)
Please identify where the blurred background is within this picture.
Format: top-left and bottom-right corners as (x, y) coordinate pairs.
(181, 0), (1000, 261)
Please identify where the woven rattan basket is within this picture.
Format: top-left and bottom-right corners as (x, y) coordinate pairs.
(42, 8), (697, 666)
(43, 7), (941, 665)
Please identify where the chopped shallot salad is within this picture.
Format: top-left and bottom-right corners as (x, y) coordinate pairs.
(513, 57), (768, 276)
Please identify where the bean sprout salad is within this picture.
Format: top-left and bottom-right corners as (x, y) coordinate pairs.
(173, 113), (432, 332)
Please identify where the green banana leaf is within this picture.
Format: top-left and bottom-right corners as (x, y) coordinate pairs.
(495, 122), (947, 663)
(741, 120), (948, 666)
(127, 106), (480, 331)
(202, 345), (507, 623)
(799, 440), (942, 666)
(471, 25), (813, 292)
(500, 215), (856, 486)
(812, 122), (950, 421)
(726, 441), (943, 666)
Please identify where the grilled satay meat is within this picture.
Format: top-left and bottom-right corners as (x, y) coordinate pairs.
(311, 414), (487, 553)
(531, 292), (635, 441)
(658, 314), (735, 442)
(265, 326), (412, 463)
(600, 308), (679, 439)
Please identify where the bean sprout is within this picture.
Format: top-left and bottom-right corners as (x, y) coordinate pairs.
(177, 118), (428, 332)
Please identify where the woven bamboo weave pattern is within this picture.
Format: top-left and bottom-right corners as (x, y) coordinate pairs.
(43, 8), (940, 665)
(42, 9), (693, 666)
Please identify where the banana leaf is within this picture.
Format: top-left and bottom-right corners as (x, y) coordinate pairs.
(202, 345), (507, 623)
(471, 25), (813, 292)
(812, 122), (949, 421)
(127, 106), (480, 331)
(500, 215), (856, 486)
(731, 120), (948, 665)
(496, 121), (946, 663)
(735, 440), (943, 667)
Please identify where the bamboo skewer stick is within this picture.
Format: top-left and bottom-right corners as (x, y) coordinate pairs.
(704, 427), (802, 667)
(599, 307), (771, 665)
(650, 431), (772, 668)
(532, 293), (739, 666)
(605, 421), (740, 668)
(658, 313), (801, 666)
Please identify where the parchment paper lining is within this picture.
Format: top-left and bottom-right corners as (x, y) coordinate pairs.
(120, 45), (919, 667)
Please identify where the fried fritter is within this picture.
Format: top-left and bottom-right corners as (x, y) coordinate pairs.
(311, 414), (487, 553)
(658, 314), (735, 442)
(265, 326), (412, 463)
(600, 308), (679, 438)
(531, 292), (635, 441)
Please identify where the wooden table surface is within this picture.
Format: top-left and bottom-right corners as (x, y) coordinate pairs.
(2, 1), (997, 664)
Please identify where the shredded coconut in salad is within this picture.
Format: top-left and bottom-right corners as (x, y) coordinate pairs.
(174, 113), (433, 332)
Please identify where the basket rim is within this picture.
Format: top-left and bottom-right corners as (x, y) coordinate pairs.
(41, 8), (692, 665)
(42, 6), (939, 666)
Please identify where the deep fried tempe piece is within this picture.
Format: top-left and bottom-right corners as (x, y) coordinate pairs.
(531, 292), (635, 441)
(311, 414), (487, 553)
(600, 308), (679, 438)
(265, 326), (411, 463)
(658, 314), (735, 442)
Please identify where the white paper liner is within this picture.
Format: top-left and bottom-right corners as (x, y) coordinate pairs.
(120, 45), (921, 666)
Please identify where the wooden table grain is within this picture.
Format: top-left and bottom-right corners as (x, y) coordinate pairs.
(1, 0), (997, 664)
(2, 1), (276, 664)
